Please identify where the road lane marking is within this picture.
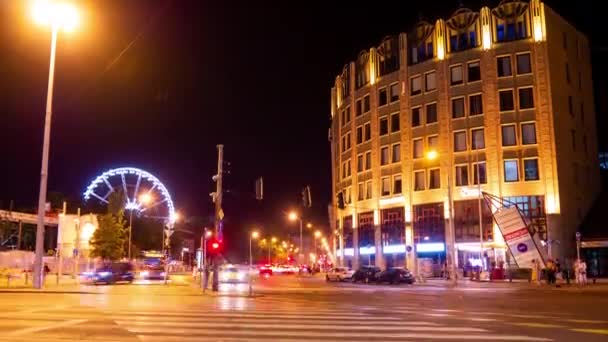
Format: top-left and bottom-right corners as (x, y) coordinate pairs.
(564, 319), (608, 324)
(6, 319), (87, 336)
(133, 331), (551, 341)
(122, 324), (487, 333)
(509, 323), (564, 329)
(571, 329), (608, 335)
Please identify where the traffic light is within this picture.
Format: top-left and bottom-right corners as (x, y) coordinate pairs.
(207, 237), (224, 255)
(301, 185), (312, 208)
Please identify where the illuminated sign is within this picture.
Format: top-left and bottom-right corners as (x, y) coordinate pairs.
(416, 242), (445, 253)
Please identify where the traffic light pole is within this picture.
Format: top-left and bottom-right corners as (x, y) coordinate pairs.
(212, 145), (224, 292)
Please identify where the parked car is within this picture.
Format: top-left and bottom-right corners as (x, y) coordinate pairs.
(326, 267), (355, 282)
(375, 267), (415, 284)
(91, 262), (134, 284)
(352, 266), (381, 283)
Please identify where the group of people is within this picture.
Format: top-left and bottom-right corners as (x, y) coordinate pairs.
(532, 258), (588, 286)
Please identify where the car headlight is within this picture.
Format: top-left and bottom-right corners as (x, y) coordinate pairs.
(98, 271), (111, 277)
(140, 271), (149, 277)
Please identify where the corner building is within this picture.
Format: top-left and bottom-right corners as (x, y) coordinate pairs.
(329, 0), (600, 274)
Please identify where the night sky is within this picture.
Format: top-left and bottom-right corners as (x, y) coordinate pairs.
(0, 1), (605, 256)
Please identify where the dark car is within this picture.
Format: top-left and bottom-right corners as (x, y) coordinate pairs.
(259, 265), (273, 277)
(92, 262), (135, 284)
(375, 267), (415, 284)
(352, 266), (381, 283)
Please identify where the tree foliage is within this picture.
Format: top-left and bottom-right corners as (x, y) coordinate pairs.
(90, 192), (127, 261)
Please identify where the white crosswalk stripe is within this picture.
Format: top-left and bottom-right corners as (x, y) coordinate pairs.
(0, 303), (553, 342)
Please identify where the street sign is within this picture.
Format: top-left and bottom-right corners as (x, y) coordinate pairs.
(405, 245), (413, 253)
(575, 231), (581, 241)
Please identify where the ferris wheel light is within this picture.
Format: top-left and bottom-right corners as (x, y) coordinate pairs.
(83, 167), (176, 222)
(170, 212), (180, 223)
(139, 193), (152, 204)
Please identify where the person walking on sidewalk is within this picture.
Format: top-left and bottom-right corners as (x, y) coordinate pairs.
(579, 259), (588, 286)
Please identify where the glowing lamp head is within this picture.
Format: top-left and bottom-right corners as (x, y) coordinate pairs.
(306, 223), (313, 229)
(288, 212), (298, 221)
(314, 230), (322, 238)
(271, 237), (277, 243)
(205, 230), (213, 238)
(170, 212), (180, 223)
(426, 150), (439, 161)
(251, 231), (259, 239)
(139, 193), (152, 205)
(32, 1), (79, 32)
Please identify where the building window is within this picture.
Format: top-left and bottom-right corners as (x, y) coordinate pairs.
(381, 177), (391, 196)
(455, 165), (469, 186)
(429, 169), (441, 189)
(414, 171), (425, 191)
(499, 90), (514, 111)
(357, 154), (363, 172)
(578, 71), (582, 91)
(425, 71), (436, 91)
(390, 113), (400, 132)
(471, 128), (485, 150)
(392, 143), (401, 163)
(516, 53), (531, 74)
(413, 139), (424, 159)
(411, 75), (422, 95)
(504, 160), (519, 182)
(454, 131), (467, 152)
(379, 117), (389, 136)
(524, 159), (539, 181)
(365, 151), (372, 170)
(341, 162), (346, 179)
(390, 83), (399, 102)
(347, 159), (351, 177)
(571, 129), (576, 151)
(428, 135), (438, 150)
(469, 94), (483, 116)
(346, 132), (351, 150)
(426, 103), (437, 124)
(345, 106), (351, 124)
(356, 126), (363, 144)
(364, 123), (371, 141)
(519, 87), (534, 109)
(358, 183), (365, 201)
(363, 95), (370, 113)
(562, 31), (568, 50)
(393, 175), (402, 194)
(568, 96), (573, 117)
(473, 162), (487, 184)
(467, 61), (481, 82)
(412, 107), (421, 127)
(497, 56), (512, 77)
(366, 181), (372, 199)
(381, 146), (389, 166)
(521, 123), (537, 145)
(378, 88), (388, 107)
(340, 110), (345, 127)
(565, 63), (571, 84)
(356, 99), (362, 116)
(450, 65), (463, 85)
(580, 102), (585, 123)
(345, 187), (352, 204)
(452, 97), (465, 119)
(502, 124), (517, 146)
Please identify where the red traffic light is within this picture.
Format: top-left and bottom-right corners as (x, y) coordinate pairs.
(206, 237), (224, 255)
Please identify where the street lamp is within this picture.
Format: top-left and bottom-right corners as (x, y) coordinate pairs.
(249, 230), (259, 296)
(164, 211), (180, 285)
(313, 230), (322, 269)
(31, 0), (80, 289)
(306, 223), (313, 229)
(127, 193), (153, 260)
(269, 237), (277, 264)
(288, 211), (303, 264)
(426, 150), (457, 285)
(200, 229), (212, 291)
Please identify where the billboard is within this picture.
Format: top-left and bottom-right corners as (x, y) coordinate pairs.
(493, 206), (545, 269)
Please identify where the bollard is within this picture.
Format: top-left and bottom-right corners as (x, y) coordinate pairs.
(7, 274), (10, 287)
(24, 271), (28, 285)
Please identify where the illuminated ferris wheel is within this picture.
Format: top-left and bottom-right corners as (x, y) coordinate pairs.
(83, 167), (176, 223)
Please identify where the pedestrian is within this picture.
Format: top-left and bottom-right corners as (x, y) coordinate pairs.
(531, 259), (538, 283)
(580, 259), (587, 286)
(545, 259), (556, 285)
(574, 259), (582, 286)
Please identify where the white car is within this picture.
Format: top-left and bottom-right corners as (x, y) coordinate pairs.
(326, 267), (355, 282)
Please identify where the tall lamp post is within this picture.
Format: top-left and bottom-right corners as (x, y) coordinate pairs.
(426, 150), (457, 285)
(288, 212), (303, 264)
(31, 0), (79, 289)
(249, 231), (259, 296)
(128, 193), (152, 260)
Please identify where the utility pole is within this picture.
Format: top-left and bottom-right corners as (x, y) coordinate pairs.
(17, 221), (22, 250)
(212, 144), (223, 292)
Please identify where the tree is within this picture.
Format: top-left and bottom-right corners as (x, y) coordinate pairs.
(90, 192), (127, 261)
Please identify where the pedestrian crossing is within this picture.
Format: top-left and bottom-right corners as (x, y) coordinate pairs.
(0, 303), (555, 341)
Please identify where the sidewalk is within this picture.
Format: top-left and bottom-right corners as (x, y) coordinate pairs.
(415, 277), (608, 290)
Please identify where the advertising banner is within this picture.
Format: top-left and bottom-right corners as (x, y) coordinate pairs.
(493, 206), (545, 269)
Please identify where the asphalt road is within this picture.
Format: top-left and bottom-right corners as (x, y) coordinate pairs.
(0, 274), (606, 341)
